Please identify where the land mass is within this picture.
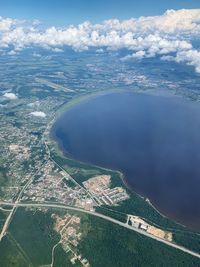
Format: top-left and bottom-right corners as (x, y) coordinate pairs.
(0, 50), (200, 266)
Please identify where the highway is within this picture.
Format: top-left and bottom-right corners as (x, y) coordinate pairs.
(0, 201), (200, 259)
(0, 177), (34, 241)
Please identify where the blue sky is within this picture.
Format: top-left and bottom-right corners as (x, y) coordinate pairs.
(0, 2), (199, 73)
(0, 0), (199, 26)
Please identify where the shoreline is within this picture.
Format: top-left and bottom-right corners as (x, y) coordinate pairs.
(47, 89), (199, 233)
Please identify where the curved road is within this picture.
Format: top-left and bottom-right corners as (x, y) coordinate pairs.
(0, 201), (200, 259)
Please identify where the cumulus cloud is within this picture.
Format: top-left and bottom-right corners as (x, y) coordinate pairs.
(7, 50), (17, 56)
(160, 55), (174, 61)
(95, 9), (200, 36)
(160, 49), (200, 73)
(0, 16), (20, 32)
(175, 49), (200, 73)
(121, 50), (146, 61)
(0, 9), (200, 72)
(30, 111), (46, 118)
(3, 92), (18, 100)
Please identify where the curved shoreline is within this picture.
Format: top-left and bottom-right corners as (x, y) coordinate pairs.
(49, 88), (138, 158)
(48, 89), (199, 232)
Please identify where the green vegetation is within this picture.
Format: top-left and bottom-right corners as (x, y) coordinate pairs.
(1, 206), (200, 267)
(1, 52), (200, 266)
(0, 167), (7, 186)
(51, 153), (106, 184)
(0, 235), (28, 267)
(95, 206), (127, 223)
(78, 215), (200, 267)
(53, 244), (82, 267)
(51, 152), (200, 253)
(174, 232), (200, 254)
(7, 208), (59, 266)
(0, 210), (9, 232)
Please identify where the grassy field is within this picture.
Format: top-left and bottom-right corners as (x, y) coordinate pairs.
(0, 235), (28, 267)
(0, 207), (60, 267)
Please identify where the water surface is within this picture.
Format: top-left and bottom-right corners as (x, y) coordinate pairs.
(52, 91), (200, 230)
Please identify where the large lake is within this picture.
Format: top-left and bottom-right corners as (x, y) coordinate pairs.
(52, 91), (200, 230)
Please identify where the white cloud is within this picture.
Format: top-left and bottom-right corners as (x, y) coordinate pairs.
(160, 49), (200, 74)
(175, 49), (200, 73)
(3, 92), (18, 100)
(51, 47), (64, 52)
(95, 9), (200, 35)
(0, 9), (199, 72)
(7, 50), (17, 56)
(121, 50), (146, 61)
(30, 111), (46, 118)
(160, 55), (174, 61)
(96, 48), (104, 53)
(0, 17), (19, 32)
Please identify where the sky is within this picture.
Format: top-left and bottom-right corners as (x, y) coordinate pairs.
(0, 1), (199, 74)
(0, 0), (199, 26)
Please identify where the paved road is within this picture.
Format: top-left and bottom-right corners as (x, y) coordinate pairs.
(0, 177), (34, 241)
(0, 166), (43, 242)
(0, 201), (200, 259)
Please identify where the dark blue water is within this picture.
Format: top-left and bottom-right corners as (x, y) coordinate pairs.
(52, 91), (200, 230)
